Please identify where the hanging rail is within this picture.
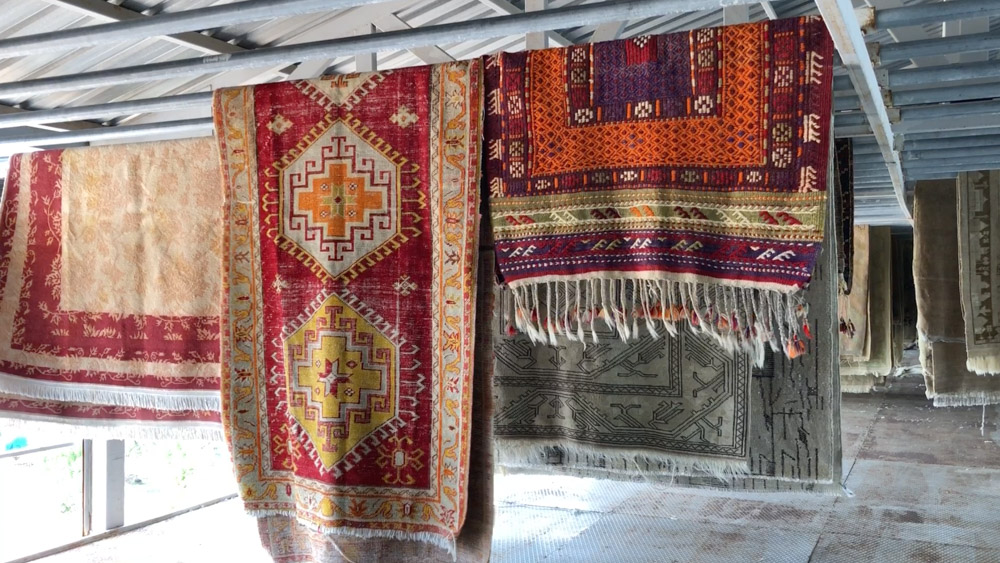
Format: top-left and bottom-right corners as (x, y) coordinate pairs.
(0, 0), (386, 59)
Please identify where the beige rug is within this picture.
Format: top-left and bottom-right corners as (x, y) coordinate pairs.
(839, 226), (871, 361)
(957, 170), (1000, 375)
(841, 227), (892, 392)
(914, 180), (1000, 407)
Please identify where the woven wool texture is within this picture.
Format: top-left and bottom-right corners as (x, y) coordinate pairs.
(0, 140), (223, 439)
(214, 62), (482, 553)
(494, 289), (752, 479)
(256, 248), (497, 563)
(914, 180), (1000, 407)
(484, 17), (834, 365)
(838, 225), (871, 361)
(514, 184), (842, 493)
(841, 226), (892, 392)
(957, 170), (1000, 375)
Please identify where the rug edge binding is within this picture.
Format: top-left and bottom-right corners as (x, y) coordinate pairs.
(495, 439), (751, 483)
(249, 509), (458, 559)
(0, 371), (221, 412)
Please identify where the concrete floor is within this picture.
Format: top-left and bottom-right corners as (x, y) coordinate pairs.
(31, 392), (1000, 563)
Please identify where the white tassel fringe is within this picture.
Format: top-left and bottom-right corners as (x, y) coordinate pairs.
(966, 355), (1000, 376)
(0, 371), (220, 412)
(504, 278), (810, 368)
(250, 508), (457, 559)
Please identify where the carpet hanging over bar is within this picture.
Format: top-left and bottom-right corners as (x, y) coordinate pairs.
(0, 140), (223, 439)
(914, 180), (1000, 407)
(839, 225), (870, 362)
(214, 61), (482, 554)
(484, 17), (835, 365)
(834, 138), (855, 294)
(957, 170), (1000, 375)
(840, 226), (892, 393)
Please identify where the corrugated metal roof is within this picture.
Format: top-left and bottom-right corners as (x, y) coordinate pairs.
(0, 0), (994, 224)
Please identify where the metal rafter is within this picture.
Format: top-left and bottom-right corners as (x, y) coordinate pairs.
(0, 0), (386, 59)
(0, 0), (763, 100)
(817, 0), (910, 223)
(476, 0), (571, 47)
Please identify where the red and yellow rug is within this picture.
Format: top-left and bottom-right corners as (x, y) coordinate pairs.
(485, 17), (834, 363)
(214, 61), (482, 553)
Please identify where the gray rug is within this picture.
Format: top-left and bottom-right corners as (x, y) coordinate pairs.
(500, 187), (842, 493)
(841, 226), (893, 392)
(957, 170), (1000, 375)
(915, 180), (1000, 407)
(494, 308), (752, 478)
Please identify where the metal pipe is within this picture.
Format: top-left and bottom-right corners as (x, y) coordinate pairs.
(0, 0), (762, 99)
(0, 118), (212, 148)
(889, 62), (1000, 88)
(879, 31), (1000, 63)
(0, 0), (386, 59)
(874, 0), (1000, 30)
(892, 82), (1000, 106)
(0, 92), (211, 129)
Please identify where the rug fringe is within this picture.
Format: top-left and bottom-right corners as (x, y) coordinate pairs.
(249, 509), (458, 559)
(501, 464), (846, 496)
(496, 439), (751, 483)
(0, 372), (220, 412)
(841, 382), (878, 394)
(932, 392), (1000, 407)
(503, 278), (809, 368)
(0, 411), (222, 440)
(966, 355), (1000, 376)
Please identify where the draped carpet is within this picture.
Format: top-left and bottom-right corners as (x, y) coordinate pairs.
(485, 17), (835, 365)
(0, 140), (223, 438)
(957, 170), (1000, 375)
(839, 226), (870, 361)
(835, 138), (854, 294)
(914, 180), (1000, 407)
(841, 227), (892, 393)
(215, 62), (482, 552)
(256, 248), (496, 563)
(510, 181), (842, 493)
(494, 292), (752, 478)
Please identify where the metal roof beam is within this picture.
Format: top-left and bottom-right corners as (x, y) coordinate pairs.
(759, 1), (779, 20)
(525, 0), (548, 51)
(0, 0), (385, 59)
(476, 0), (571, 47)
(0, 118), (212, 148)
(0, 92), (210, 129)
(817, 0), (910, 222)
(373, 13), (454, 64)
(591, 21), (626, 43)
(873, 0), (1000, 31)
(0, 0), (763, 100)
(889, 61), (1000, 89)
(41, 0), (256, 57)
(879, 31), (1000, 63)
